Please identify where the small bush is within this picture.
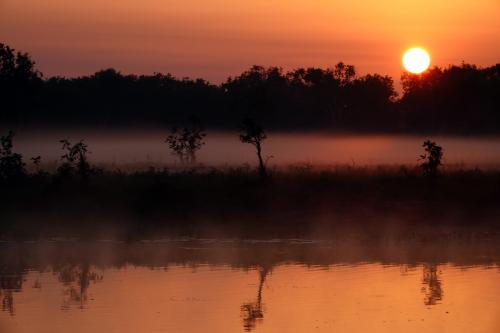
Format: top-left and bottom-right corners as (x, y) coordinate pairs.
(419, 140), (443, 178)
(166, 117), (206, 164)
(57, 139), (91, 181)
(0, 131), (26, 181)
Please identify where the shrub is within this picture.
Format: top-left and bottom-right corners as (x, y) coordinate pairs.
(57, 139), (91, 181)
(419, 140), (443, 178)
(165, 117), (206, 164)
(0, 131), (26, 181)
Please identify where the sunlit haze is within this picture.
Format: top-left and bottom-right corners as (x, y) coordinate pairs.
(1, 0), (499, 82)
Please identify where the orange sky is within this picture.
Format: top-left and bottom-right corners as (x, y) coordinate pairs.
(1, 0), (499, 83)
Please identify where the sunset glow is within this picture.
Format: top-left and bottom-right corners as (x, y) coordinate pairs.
(1, 0), (499, 81)
(1, 1), (500, 332)
(403, 48), (431, 74)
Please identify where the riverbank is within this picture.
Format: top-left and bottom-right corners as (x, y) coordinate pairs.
(1, 165), (499, 240)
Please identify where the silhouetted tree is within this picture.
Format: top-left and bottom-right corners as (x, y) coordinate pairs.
(400, 64), (500, 133)
(0, 44), (40, 81)
(0, 43), (42, 122)
(419, 140), (443, 178)
(341, 74), (398, 130)
(58, 139), (91, 181)
(0, 131), (26, 181)
(2, 43), (500, 133)
(240, 118), (268, 177)
(166, 117), (206, 164)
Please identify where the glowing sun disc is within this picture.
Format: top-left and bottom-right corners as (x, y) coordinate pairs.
(402, 48), (430, 74)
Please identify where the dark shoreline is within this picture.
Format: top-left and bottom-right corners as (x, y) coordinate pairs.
(1, 166), (499, 241)
(2, 238), (500, 268)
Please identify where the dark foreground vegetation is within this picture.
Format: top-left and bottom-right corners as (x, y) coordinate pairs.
(1, 42), (500, 133)
(1, 165), (500, 240)
(0, 128), (499, 240)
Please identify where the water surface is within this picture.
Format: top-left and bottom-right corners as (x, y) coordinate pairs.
(1, 240), (499, 332)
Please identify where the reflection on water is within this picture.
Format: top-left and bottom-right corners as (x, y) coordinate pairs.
(241, 266), (271, 331)
(422, 264), (443, 306)
(0, 241), (500, 332)
(0, 264), (23, 316)
(58, 264), (103, 310)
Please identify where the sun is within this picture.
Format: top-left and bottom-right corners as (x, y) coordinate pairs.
(402, 47), (430, 74)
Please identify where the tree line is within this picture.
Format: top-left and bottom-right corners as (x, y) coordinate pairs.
(1, 43), (499, 133)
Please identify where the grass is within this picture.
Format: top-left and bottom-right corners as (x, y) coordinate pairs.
(1, 165), (500, 240)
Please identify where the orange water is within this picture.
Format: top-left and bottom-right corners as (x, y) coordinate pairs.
(1, 261), (499, 332)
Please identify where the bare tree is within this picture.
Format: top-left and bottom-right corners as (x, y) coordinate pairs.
(240, 118), (269, 177)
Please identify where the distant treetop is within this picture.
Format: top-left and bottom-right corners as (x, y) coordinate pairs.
(1, 42), (499, 134)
